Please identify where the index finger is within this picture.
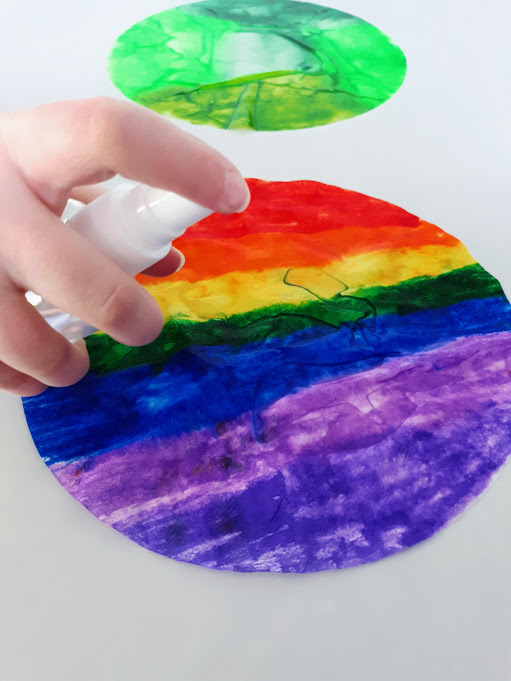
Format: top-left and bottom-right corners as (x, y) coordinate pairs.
(2, 97), (250, 214)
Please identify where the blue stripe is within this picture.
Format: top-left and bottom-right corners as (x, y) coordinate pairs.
(23, 296), (511, 465)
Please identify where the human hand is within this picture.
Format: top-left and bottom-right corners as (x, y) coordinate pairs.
(0, 97), (249, 397)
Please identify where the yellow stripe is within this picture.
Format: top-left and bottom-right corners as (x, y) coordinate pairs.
(144, 243), (476, 322)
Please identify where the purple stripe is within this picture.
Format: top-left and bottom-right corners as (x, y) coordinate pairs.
(50, 332), (511, 554)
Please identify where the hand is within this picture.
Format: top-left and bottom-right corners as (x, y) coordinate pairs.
(0, 97), (250, 396)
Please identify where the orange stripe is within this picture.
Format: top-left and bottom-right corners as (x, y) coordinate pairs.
(137, 220), (458, 286)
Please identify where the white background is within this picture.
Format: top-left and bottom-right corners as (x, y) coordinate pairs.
(1, 1), (511, 679)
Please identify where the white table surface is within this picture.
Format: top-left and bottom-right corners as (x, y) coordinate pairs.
(1, 1), (510, 679)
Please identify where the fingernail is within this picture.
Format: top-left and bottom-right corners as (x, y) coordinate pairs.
(172, 248), (186, 273)
(221, 169), (251, 213)
(73, 339), (88, 352)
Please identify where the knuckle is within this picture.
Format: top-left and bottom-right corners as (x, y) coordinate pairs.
(0, 374), (45, 397)
(42, 341), (74, 383)
(94, 280), (135, 331)
(42, 341), (89, 387)
(0, 366), (29, 394)
(17, 379), (47, 397)
(77, 97), (120, 153)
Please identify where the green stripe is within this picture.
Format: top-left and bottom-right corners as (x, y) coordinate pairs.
(86, 264), (503, 375)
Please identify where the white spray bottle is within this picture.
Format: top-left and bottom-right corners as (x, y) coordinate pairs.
(27, 184), (213, 342)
